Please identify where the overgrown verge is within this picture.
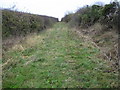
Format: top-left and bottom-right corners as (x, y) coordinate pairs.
(2, 9), (58, 38)
(61, 1), (119, 29)
(2, 9), (58, 51)
(61, 1), (119, 69)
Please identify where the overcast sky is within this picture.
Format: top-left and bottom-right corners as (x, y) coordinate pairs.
(0, 0), (113, 20)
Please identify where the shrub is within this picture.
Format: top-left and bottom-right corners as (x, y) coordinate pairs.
(62, 1), (119, 29)
(61, 13), (73, 22)
(2, 9), (58, 39)
(102, 2), (117, 17)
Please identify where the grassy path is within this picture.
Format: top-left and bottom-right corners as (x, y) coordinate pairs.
(3, 22), (118, 88)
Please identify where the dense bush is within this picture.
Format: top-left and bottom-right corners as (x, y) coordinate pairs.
(102, 2), (117, 16)
(62, 1), (119, 29)
(61, 13), (73, 22)
(2, 9), (58, 39)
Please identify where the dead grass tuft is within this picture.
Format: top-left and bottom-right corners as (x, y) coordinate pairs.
(25, 34), (44, 47)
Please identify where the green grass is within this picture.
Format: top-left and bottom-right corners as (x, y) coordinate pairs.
(2, 22), (118, 88)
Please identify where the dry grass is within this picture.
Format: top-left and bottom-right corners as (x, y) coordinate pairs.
(2, 32), (46, 70)
(24, 34), (45, 47)
(77, 23), (118, 70)
(8, 33), (45, 51)
(12, 44), (25, 51)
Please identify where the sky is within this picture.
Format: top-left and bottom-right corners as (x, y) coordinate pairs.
(0, 0), (113, 20)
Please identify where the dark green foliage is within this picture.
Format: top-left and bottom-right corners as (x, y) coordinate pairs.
(62, 1), (119, 29)
(61, 13), (73, 22)
(102, 2), (117, 16)
(62, 5), (102, 27)
(75, 5), (102, 27)
(100, 2), (119, 30)
(2, 9), (58, 39)
(90, 5), (102, 22)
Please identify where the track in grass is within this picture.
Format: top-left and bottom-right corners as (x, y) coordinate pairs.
(2, 22), (118, 88)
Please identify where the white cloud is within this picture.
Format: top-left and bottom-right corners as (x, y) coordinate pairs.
(0, 0), (112, 20)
